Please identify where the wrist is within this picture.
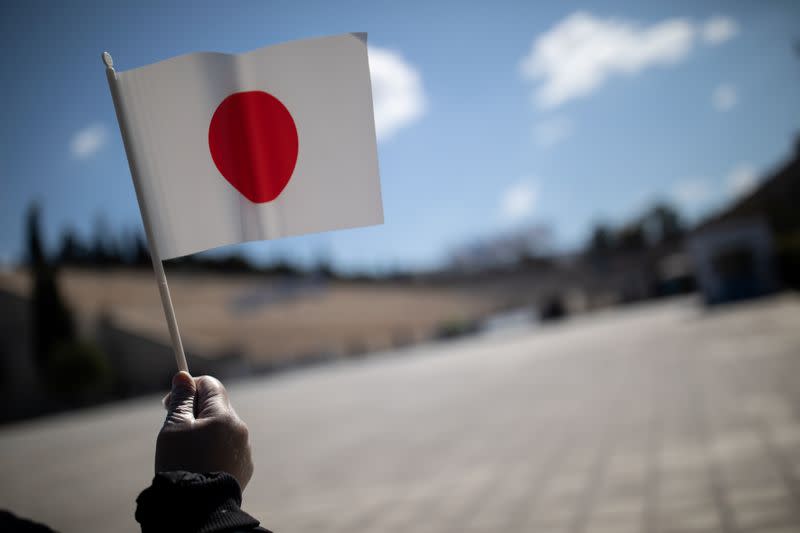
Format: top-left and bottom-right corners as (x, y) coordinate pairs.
(136, 471), (259, 533)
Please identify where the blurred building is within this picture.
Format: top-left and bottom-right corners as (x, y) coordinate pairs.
(688, 136), (800, 304)
(689, 217), (777, 304)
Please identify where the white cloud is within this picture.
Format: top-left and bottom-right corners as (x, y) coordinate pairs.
(520, 12), (739, 109)
(500, 180), (538, 221)
(368, 46), (426, 141)
(672, 178), (712, 208)
(70, 123), (108, 159)
(520, 12), (695, 109)
(533, 116), (573, 148)
(726, 164), (758, 198)
(672, 165), (760, 211)
(712, 83), (737, 111)
(702, 15), (739, 45)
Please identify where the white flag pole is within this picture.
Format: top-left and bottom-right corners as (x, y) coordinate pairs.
(102, 51), (189, 374)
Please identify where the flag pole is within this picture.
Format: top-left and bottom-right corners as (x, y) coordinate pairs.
(102, 51), (189, 374)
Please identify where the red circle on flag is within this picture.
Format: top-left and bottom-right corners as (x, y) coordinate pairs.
(208, 91), (299, 203)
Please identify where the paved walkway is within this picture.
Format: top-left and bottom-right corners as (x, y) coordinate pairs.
(2, 295), (800, 532)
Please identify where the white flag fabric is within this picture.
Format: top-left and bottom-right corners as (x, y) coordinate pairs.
(109, 33), (382, 260)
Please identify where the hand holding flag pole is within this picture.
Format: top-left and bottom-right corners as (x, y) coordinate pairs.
(100, 35), (382, 374)
(102, 51), (189, 373)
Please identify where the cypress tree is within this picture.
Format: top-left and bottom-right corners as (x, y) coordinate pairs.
(26, 204), (76, 373)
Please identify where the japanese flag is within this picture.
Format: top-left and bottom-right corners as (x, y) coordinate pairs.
(106, 33), (382, 260)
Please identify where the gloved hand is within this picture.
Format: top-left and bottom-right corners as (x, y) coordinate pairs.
(156, 372), (254, 490)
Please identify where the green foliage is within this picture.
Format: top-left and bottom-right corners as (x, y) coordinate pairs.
(586, 202), (686, 255)
(25, 204), (114, 401)
(646, 204), (685, 243)
(31, 271), (76, 368)
(27, 205), (77, 371)
(588, 224), (614, 254)
(26, 204), (46, 270)
(44, 340), (111, 399)
(434, 318), (480, 340)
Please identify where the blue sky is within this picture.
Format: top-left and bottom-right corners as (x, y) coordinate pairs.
(2, 0), (799, 272)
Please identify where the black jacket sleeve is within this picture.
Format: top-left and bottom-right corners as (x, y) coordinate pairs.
(136, 471), (271, 533)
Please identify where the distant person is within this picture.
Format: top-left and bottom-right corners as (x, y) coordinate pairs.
(1, 372), (270, 533)
(137, 371), (271, 532)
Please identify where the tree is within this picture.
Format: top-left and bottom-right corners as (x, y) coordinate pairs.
(58, 228), (89, 265)
(132, 231), (151, 266)
(26, 204), (46, 269)
(26, 204), (76, 371)
(587, 224), (614, 254)
(27, 205), (111, 400)
(642, 203), (685, 246)
(585, 203), (686, 256)
(617, 223), (646, 251)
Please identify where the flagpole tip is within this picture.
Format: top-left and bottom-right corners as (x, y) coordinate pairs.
(102, 51), (114, 69)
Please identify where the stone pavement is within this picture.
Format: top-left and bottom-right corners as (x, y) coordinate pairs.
(2, 295), (800, 532)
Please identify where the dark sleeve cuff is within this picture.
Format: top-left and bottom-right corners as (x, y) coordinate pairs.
(136, 471), (264, 533)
